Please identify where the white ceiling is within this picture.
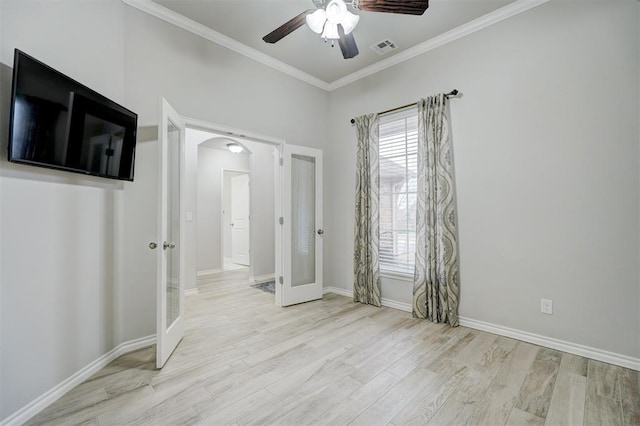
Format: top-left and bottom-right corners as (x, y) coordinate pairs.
(134, 0), (537, 89)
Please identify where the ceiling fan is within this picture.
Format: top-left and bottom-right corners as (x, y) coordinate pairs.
(262, 0), (430, 60)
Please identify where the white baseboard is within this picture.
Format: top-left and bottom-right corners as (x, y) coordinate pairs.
(2, 335), (156, 426)
(323, 286), (352, 297)
(381, 298), (412, 312)
(197, 268), (222, 277)
(249, 273), (275, 284)
(323, 286), (412, 313)
(459, 317), (640, 372)
(185, 288), (199, 296)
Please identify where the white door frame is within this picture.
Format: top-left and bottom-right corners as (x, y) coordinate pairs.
(156, 98), (187, 368)
(184, 117), (284, 295)
(220, 168), (250, 271)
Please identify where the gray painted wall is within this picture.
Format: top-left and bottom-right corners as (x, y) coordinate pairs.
(0, 1), (127, 419)
(325, 1), (640, 359)
(246, 140), (278, 279)
(1, 0), (638, 422)
(0, 0), (328, 420)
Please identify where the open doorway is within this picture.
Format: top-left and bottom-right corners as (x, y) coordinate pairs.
(186, 127), (278, 287)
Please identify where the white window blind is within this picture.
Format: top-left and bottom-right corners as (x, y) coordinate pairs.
(379, 107), (418, 277)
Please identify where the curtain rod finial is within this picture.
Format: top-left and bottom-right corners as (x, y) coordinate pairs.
(350, 118), (355, 124)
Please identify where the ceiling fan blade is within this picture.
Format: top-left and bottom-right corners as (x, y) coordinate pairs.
(354, 0), (429, 15)
(338, 25), (359, 59)
(263, 9), (315, 44)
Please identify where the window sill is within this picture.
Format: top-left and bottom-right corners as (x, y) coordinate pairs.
(380, 270), (414, 282)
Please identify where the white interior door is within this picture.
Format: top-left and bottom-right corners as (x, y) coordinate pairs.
(231, 173), (250, 266)
(278, 144), (323, 306)
(156, 98), (185, 368)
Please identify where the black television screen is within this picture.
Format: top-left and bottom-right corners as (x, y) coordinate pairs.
(8, 50), (137, 181)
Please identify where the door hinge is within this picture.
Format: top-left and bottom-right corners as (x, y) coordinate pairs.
(279, 276), (284, 284)
(279, 158), (284, 166)
(279, 217), (284, 225)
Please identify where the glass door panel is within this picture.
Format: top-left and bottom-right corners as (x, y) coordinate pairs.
(165, 120), (180, 328)
(291, 154), (316, 287)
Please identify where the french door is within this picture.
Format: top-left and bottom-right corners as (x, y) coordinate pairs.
(152, 103), (324, 365)
(277, 144), (324, 306)
(156, 98), (185, 368)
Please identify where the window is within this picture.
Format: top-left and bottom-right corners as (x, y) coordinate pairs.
(379, 107), (418, 277)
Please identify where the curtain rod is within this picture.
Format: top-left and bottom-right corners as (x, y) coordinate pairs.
(349, 89), (459, 124)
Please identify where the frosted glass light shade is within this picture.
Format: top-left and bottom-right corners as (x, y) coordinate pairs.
(341, 12), (359, 34)
(306, 9), (326, 34)
(325, 0), (347, 24)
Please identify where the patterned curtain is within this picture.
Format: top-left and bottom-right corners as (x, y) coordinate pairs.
(353, 114), (381, 307)
(413, 95), (460, 326)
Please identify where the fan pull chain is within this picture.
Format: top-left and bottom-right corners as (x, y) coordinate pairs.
(323, 37), (336, 47)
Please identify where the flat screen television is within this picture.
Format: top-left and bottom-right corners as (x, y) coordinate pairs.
(7, 49), (138, 181)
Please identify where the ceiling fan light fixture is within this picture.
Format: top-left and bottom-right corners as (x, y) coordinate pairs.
(305, 9), (326, 34)
(263, 0), (429, 60)
(227, 142), (243, 153)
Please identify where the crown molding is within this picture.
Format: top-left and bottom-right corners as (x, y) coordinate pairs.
(121, 0), (332, 91)
(327, 0), (551, 90)
(122, 0), (550, 93)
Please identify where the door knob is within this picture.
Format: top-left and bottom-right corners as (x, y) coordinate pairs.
(149, 242), (158, 249)
(317, 229), (324, 235)
(163, 242), (176, 250)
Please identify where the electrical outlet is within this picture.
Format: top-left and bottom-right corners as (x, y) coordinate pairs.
(541, 299), (553, 315)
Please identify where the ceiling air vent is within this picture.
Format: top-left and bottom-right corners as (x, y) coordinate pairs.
(370, 39), (398, 55)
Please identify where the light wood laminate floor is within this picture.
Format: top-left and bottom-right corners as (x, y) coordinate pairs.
(28, 270), (640, 425)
